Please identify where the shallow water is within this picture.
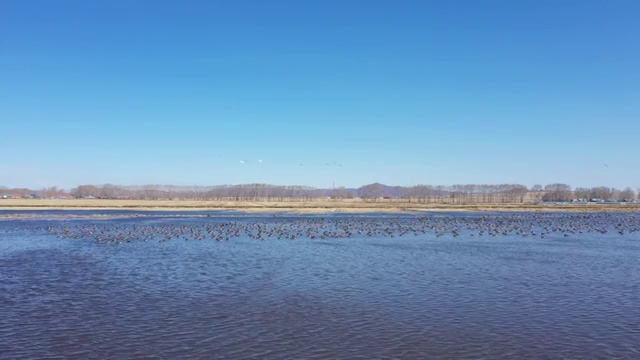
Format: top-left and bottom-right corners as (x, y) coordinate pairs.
(2, 213), (640, 359)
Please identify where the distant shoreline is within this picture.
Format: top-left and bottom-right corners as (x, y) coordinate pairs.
(1, 199), (639, 214)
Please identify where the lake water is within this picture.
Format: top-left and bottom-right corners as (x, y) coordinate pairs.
(2, 212), (640, 359)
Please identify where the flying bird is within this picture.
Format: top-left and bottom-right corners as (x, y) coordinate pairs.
(240, 160), (246, 164)
(258, 160), (263, 163)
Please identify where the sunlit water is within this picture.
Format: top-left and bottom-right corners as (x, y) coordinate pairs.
(2, 212), (640, 359)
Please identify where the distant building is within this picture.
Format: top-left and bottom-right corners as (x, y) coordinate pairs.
(1, 194), (25, 199)
(48, 193), (74, 199)
(115, 195), (136, 200)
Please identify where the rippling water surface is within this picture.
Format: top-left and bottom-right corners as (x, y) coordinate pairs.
(2, 212), (640, 359)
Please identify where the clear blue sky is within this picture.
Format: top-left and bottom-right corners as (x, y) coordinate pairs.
(1, 0), (638, 190)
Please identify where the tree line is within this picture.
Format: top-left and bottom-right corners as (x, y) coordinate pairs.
(2, 183), (638, 203)
(541, 183), (637, 202)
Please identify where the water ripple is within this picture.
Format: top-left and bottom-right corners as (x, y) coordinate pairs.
(1, 213), (640, 359)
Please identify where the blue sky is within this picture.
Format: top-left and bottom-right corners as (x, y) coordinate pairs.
(1, 0), (638, 190)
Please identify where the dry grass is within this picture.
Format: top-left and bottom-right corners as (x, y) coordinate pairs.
(0, 198), (639, 213)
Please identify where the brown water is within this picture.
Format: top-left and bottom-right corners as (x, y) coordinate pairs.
(1, 213), (640, 359)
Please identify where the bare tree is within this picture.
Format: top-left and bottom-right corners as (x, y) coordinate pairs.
(619, 187), (636, 201)
(542, 183), (572, 202)
(590, 186), (614, 201)
(574, 188), (590, 200)
(531, 184), (543, 192)
(14, 181), (640, 204)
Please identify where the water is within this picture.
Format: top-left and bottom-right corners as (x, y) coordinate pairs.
(2, 212), (640, 359)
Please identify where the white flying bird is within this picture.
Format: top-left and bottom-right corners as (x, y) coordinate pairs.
(239, 160), (245, 164)
(258, 160), (263, 163)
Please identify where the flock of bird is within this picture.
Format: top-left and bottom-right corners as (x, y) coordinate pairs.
(32, 213), (640, 245)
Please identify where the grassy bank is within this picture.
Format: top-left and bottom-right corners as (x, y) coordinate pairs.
(0, 198), (639, 213)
